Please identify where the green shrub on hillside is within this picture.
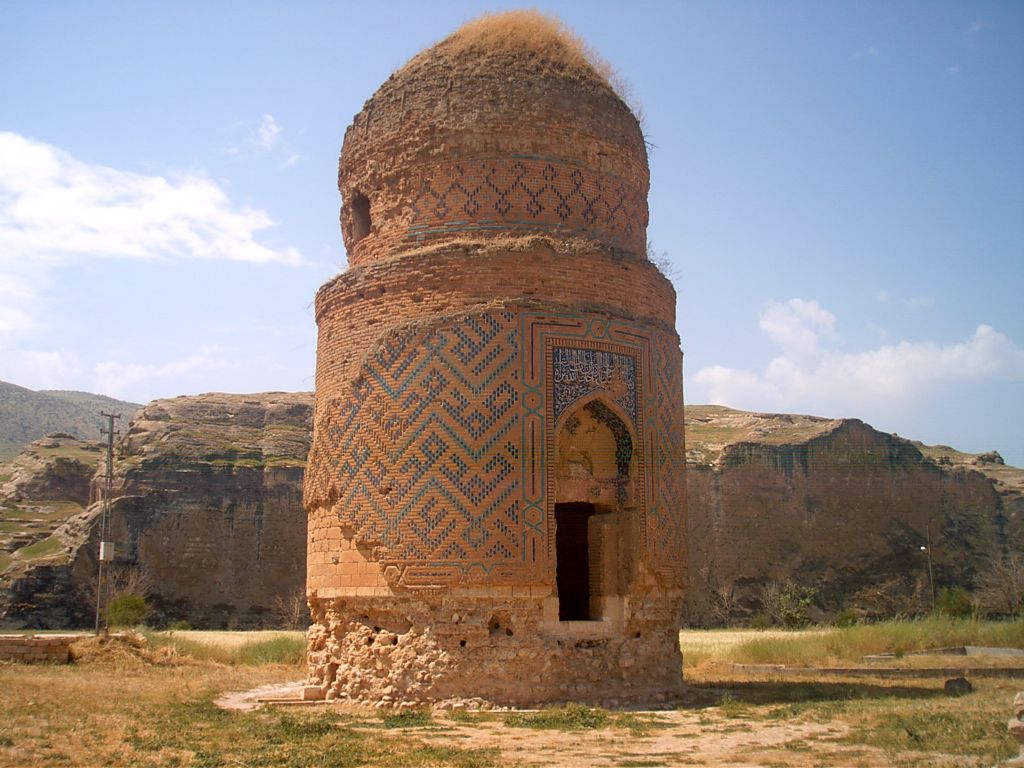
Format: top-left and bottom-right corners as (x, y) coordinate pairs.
(935, 586), (974, 619)
(106, 594), (150, 627)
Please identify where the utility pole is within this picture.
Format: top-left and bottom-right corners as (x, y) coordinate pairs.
(925, 523), (936, 610)
(94, 412), (120, 634)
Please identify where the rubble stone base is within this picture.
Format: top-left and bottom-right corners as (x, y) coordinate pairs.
(307, 593), (684, 708)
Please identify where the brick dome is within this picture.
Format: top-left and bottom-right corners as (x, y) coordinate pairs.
(339, 12), (650, 265)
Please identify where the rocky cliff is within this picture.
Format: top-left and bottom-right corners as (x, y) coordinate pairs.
(1, 393), (312, 628)
(683, 406), (1022, 624)
(1, 395), (1018, 628)
(0, 435), (100, 627)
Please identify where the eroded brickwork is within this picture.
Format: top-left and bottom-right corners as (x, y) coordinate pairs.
(306, 14), (686, 706)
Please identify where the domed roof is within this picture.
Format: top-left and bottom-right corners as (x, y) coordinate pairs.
(339, 11), (650, 265)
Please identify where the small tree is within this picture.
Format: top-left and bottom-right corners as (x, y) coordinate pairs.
(935, 586), (974, 619)
(974, 551), (1024, 617)
(760, 581), (819, 628)
(105, 594), (150, 627)
(271, 586), (310, 629)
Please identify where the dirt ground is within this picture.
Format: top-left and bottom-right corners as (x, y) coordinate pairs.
(415, 712), (874, 767)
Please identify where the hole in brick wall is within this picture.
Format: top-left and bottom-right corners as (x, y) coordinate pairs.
(350, 192), (371, 244)
(459, 639), (467, 647)
(391, 636), (399, 645)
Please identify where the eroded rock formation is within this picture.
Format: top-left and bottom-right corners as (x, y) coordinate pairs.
(683, 406), (1022, 624)
(1, 393), (312, 628)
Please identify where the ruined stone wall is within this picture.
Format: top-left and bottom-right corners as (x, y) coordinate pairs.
(0, 633), (74, 663)
(306, 592), (683, 708)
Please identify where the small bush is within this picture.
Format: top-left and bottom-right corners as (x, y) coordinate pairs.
(935, 587), (974, 619)
(504, 703), (608, 730)
(236, 636), (306, 665)
(106, 594), (150, 627)
(168, 620), (192, 631)
(381, 710), (432, 728)
(834, 609), (858, 628)
(750, 612), (772, 630)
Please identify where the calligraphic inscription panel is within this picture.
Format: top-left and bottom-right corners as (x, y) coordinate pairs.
(552, 347), (636, 424)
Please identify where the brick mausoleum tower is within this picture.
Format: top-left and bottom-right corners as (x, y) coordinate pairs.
(305, 12), (687, 706)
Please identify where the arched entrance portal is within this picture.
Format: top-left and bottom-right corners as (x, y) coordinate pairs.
(553, 398), (635, 622)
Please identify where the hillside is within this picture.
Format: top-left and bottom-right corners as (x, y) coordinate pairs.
(684, 405), (1021, 624)
(0, 380), (141, 460)
(1, 394), (1019, 629)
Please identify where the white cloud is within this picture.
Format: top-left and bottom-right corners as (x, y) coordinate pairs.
(93, 347), (230, 399)
(967, 20), (986, 46)
(0, 131), (302, 355)
(0, 349), (82, 390)
(874, 289), (890, 303)
(758, 299), (837, 365)
(693, 300), (1024, 416)
(227, 114), (302, 167)
(0, 132), (301, 267)
(948, 64), (961, 75)
(906, 295), (935, 309)
(256, 114), (282, 151)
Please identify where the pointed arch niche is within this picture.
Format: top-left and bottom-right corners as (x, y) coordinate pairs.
(550, 396), (638, 627)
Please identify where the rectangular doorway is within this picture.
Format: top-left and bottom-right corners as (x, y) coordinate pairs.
(555, 502), (596, 620)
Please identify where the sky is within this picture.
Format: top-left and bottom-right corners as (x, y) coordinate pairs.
(1, 1), (1022, 465)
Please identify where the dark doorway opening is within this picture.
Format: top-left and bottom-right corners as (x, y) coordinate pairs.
(555, 502), (596, 620)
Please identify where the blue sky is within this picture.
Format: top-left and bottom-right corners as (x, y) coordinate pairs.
(1, 1), (1021, 464)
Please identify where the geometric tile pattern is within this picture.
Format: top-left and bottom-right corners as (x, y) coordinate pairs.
(312, 310), (528, 586)
(522, 312), (685, 586)
(406, 157), (646, 251)
(645, 330), (687, 582)
(310, 307), (684, 590)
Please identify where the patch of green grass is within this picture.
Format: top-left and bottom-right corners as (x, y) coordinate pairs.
(15, 535), (63, 560)
(0, 552), (11, 572)
(504, 703), (608, 730)
(718, 697), (752, 718)
(381, 710), (433, 729)
(609, 712), (674, 737)
(727, 616), (1024, 665)
(123, 697), (500, 767)
(236, 635), (306, 665)
(447, 710), (499, 724)
(145, 632), (306, 666)
(841, 692), (1019, 763)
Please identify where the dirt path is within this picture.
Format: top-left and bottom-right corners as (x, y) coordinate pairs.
(411, 712), (887, 767)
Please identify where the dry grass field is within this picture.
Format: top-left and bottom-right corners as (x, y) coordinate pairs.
(0, 619), (1020, 767)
